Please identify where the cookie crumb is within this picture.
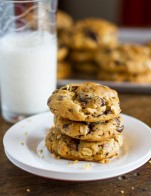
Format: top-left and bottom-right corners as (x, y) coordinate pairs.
(134, 172), (140, 176)
(26, 189), (30, 192)
(21, 142), (24, 146)
(99, 159), (109, 163)
(82, 163), (92, 169)
(74, 160), (78, 164)
(120, 190), (124, 194)
(68, 160), (78, 165)
(39, 149), (43, 154)
(132, 187), (134, 190)
(51, 153), (55, 157)
(118, 176), (123, 180)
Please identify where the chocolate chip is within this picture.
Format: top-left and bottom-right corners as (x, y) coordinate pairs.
(63, 124), (69, 129)
(104, 48), (112, 54)
(57, 96), (64, 101)
(59, 43), (66, 48)
(114, 60), (122, 66)
(104, 110), (112, 115)
(101, 98), (106, 106)
(68, 109), (73, 113)
(115, 118), (120, 125)
(70, 86), (78, 92)
(117, 125), (124, 133)
(75, 140), (80, 151)
(85, 29), (98, 42)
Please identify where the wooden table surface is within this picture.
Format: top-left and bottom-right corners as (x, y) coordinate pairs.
(1, 94), (151, 196)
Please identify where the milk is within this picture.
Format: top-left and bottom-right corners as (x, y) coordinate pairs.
(0, 31), (57, 115)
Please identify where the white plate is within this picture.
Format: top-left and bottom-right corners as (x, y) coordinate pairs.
(3, 112), (151, 181)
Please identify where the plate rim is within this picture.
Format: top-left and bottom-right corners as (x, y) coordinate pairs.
(5, 149), (151, 181)
(3, 112), (151, 175)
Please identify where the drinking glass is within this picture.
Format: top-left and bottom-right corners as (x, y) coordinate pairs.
(0, 0), (57, 123)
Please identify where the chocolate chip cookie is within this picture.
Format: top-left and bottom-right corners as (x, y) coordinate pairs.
(58, 41), (68, 61)
(96, 44), (151, 74)
(57, 62), (71, 80)
(68, 18), (118, 50)
(72, 62), (99, 75)
(70, 50), (97, 62)
(55, 115), (124, 141)
(45, 127), (123, 162)
(47, 82), (121, 122)
(98, 71), (151, 83)
(57, 10), (73, 31)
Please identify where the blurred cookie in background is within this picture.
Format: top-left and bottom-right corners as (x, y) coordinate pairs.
(56, 10), (74, 31)
(96, 44), (151, 74)
(68, 18), (118, 50)
(58, 41), (69, 61)
(70, 49), (97, 62)
(72, 61), (99, 79)
(98, 71), (151, 83)
(57, 61), (71, 80)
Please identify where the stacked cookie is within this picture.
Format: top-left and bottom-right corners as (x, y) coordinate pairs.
(46, 82), (124, 162)
(57, 10), (73, 80)
(68, 18), (118, 79)
(96, 44), (151, 83)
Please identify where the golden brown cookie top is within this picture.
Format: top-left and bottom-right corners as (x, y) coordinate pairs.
(68, 18), (118, 50)
(48, 82), (121, 122)
(75, 18), (117, 34)
(56, 10), (73, 30)
(96, 44), (151, 74)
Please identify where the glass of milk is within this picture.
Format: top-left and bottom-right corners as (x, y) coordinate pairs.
(0, 0), (58, 123)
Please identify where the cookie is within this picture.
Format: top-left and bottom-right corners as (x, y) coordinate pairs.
(55, 115), (124, 141)
(70, 50), (97, 62)
(47, 82), (121, 122)
(98, 71), (151, 83)
(56, 10), (73, 31)
(96, 44), (151, 74)
(72, 62), (99, 75)
(45, 127), (123, 162)
(68, 18), (118, 50)
(57, 62), (71, 80)
(58, 41), (68, 61)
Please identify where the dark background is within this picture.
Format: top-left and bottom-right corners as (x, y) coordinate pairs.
(59, 0), (151, 27)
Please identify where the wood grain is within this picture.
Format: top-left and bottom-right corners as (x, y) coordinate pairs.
(0, 94), (151, 196)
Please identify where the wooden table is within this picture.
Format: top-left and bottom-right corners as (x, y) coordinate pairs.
(1, 94), (151, 196)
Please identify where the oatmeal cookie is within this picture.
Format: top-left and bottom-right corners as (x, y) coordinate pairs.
(47, 82), (121, 122)
(98, 71), (151, 83)
(68, 18), (118, 50)
(96, 44), (151, 74)
(70, 50), (97, 62)
(45, 127), (123, 162)
(58, 41), (68, 61)
(55, 115), (124, 141)
(72, 62), (99, 75)
(57, 62), (71, 80)
(56, 10), (73, 31)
